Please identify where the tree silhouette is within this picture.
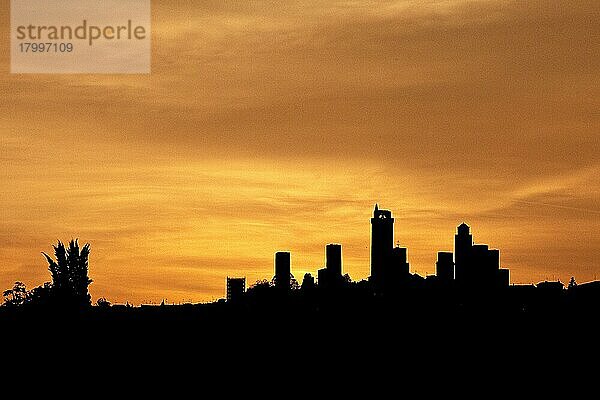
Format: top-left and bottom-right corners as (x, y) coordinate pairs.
(26, 283), (53, 306)
(270, 273), (300, 290)
(250, 279), (272, 290)
(290, 275), (300, 291)
(2, 282), (27, 307)
(42, 239), (92, 308)
(343, 273), (352, 285)
(96, 298), (111, 308)
(301, 273), (316, 290)
(568, 277), (577, 290)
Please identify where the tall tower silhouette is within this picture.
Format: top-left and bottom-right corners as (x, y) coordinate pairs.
(326, 244), (342, 277)
(454, 223), (473, 285)
(274, 251), (291, 290)
(371, 204), (394, 285)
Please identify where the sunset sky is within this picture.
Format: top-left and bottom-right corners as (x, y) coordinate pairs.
(1, 0), (599, 304)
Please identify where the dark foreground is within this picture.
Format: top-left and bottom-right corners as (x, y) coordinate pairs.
(3, 290), (599, 347)
(2, 297), (598, 389)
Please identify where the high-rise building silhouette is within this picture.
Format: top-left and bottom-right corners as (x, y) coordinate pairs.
(390, 245), (410, 276)
(371, 204), (394, 285)
(326, 244), (342, 277)
(375, 244), (411, 291)
(219, 207), (516, 305)
(274, 251), (291, 290)
(472, 244), (491, 285)
(318, 244), (343, 289)
(453, 223), (509, 289)
(436, 252), (454, 283)
(226, 277), (246, 302)
(454, 223), (473, 285)
(317, 267), (328, 289)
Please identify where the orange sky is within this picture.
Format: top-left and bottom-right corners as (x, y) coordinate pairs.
(1, 1), (599, 304)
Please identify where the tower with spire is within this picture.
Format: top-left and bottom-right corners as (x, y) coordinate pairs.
(370, 203), (395, 286)
(454, 222), (473, 285)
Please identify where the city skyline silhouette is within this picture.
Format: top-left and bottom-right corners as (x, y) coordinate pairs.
(2, 1), (599, 306)
(2, 1), (600, 376)
(220, 204), (592, 311)
(3, 203), (597, 315)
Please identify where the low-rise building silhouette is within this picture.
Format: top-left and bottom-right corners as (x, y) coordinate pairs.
(226, 277), (246, 302)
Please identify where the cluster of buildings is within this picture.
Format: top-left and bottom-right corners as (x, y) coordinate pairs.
(226, 204), (511, 301)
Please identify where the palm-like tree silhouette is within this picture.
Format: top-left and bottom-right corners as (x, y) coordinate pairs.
(42, 240), (92, 307)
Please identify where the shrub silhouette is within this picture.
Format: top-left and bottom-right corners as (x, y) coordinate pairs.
(96, 297), (111, 308)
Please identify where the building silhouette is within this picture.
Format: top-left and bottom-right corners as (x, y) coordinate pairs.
(7, 201), (600, 330)
(387, 245), (410, 286)
(369, 205), (411, 290)
(454, 223), (473, 285)
(370, 204), (395, 286)
(453, 223), (509, 289)
(214, 204), (537, 312)
(497, 268), (510, 288)
(274, 251), (291, 290)
(436, 252), (454, 283)
(318, 243), (343, 289)
(326, 244), (342, 277)
(226, 277), (246, 302)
